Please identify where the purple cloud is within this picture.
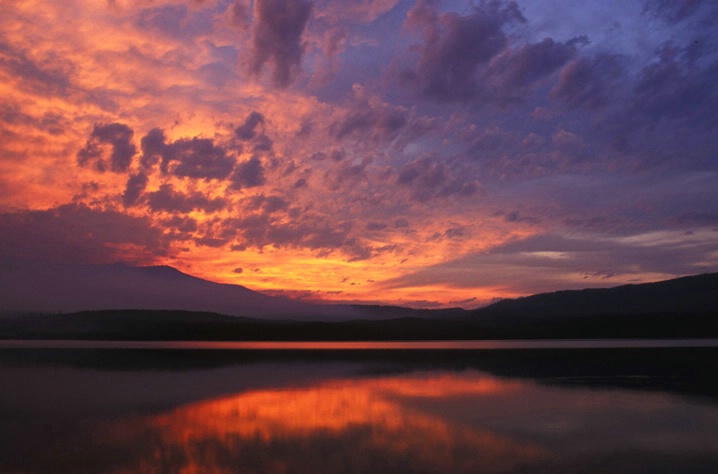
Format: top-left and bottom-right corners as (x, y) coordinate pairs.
(140, 128), (167, 169)
(396, 155), (477, 202)
(0, 203), (171, 264)
(0, 42), (71, 97)
(147, 184), (226, 213)
(380, 230), (718, 296)
(250, 0), (313, 87)
(632, 48), (718, 124)
(366, 221), (388, 231)
(330, 102), (407, 142)
(232, 0), (251, 29)
(230, 156), (267, 189)
(551, 53), (626, 109)
(401, 0), (524, 102)
(160, 137), (236, 180)
(227, 213), (353, 254)
(163, 215), (199, 235)
(247, 194), (290, 214)
(122, 172), (149, 207)
(235, 111), (274, 152)
(488, 38), (576, 102)
(643, 0), (718, 23)
(77, 123), (137, 173)
(134, 3), (215, 42)
(323, 157), (372, 191)
(235, 111), (266, 140)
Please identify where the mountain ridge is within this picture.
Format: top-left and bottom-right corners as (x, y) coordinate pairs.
(0, 259), (365, 320)
(471, 272), (718, 322)
(2, 259), (717, 335)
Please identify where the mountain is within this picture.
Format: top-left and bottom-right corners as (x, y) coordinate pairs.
(1, 258), (716, 339)
(0, 259), (369, 320)
(460, 272), (718, 339)
(472, 272), (718, 321)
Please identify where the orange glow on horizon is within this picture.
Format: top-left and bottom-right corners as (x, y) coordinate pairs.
(4, 0), (707, 310)
(0, 0), (545, 307)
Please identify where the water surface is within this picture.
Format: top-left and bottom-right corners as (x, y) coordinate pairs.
(1, 345), (717, 473)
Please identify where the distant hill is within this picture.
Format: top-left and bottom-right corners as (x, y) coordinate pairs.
(1, 260), (716, 340)
(459, 272), (718, 339)
(0, 310), (473, 341)
(0, 259), (368, 320)
(472, 272), (718, 321)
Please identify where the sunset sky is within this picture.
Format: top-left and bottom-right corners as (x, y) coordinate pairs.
(1, 0), (717, 308)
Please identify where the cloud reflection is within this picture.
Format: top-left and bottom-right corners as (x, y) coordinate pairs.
(101, 372), (544, 473)
(3, 364), (718, 474)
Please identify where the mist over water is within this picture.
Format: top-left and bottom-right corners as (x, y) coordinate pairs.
(1, 347), (717, 473)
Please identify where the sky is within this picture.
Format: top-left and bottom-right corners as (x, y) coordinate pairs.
(1, 0), (717, 308)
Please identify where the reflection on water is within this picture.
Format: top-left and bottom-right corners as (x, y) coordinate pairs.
(109, 374), (542, 474)
(1, 349), (718, 473)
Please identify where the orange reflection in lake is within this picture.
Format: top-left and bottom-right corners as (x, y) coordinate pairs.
(104, 372), (546, 474)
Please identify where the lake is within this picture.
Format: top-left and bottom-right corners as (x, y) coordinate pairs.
(1, 341), (718, 473)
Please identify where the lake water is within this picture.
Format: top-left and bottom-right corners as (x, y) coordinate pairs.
(2, 341), (718, 473)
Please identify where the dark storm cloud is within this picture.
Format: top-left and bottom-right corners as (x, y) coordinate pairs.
(230, 156), (266, 189)
(401, 0), (524, 102)
(160, 137), (236, 180)
(235, 111), (266, 140)
(250, 0), (313, 87)
(77, 123), (137, 173)
(0, 203), (171, 264)
(147, 184), (226, 213)
(122, 172), (148, 207)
